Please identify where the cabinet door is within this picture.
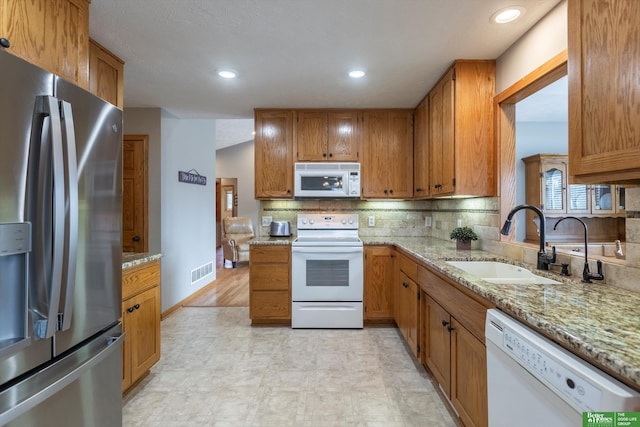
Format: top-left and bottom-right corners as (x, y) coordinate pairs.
(125, 286), (161, 383)
(296, 111), (327, 161)
(616, 186), (626, 213)
(254, 110), (294, 198)
(405, 277), (419, 358)
(1, 0), (89, 88)
(387, 110), (414, 198)
(425, 296), (451, 396)
(429, 70), (455, 196)
(540, 159), (567, 214)
(327, 111), (360, 161)
(568, 0), (640, 183)
(591, 184), (615, 215)
(362, 111), (389, 198)
(364, 246), (395, 321)
(567, 183), (590, 214)
(89, 39), (124, 108)
(451, 318), (488, 427)
(413, 96), (430, 198)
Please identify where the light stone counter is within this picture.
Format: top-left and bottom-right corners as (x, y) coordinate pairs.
(122, 252), (163, 270)
(362, 236), (640, 390)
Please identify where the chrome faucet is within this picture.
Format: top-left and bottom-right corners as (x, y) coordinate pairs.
(501, 204), (556, 270)
(553, 216), (604, 283)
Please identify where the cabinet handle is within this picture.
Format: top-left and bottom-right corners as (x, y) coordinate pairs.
(441, 320), (449, 327)
(127, 307), (135, 313)
(416, 188), (423, 192)
(323, 153), (327, 157)
(287, 189), (291, 194)
(447, 325), (454, 332)
(134, 304), (140, 310)
(328, 153), (333, 158)
(384, 189), (388, 194)
(389, 189), (393, 194)
(402, 282), (409, 288)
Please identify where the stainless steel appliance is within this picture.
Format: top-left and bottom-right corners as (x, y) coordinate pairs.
(269, 220), (291, 237)
(291, 213), (363, 328)
(294, 162), (361, 198)
(486, 309), (640, 427)
(0, 50), (124, 426)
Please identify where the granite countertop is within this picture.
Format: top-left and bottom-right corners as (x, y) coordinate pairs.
(122, 252), (163, 270)
(249, 235), (296, 245)
(363, 236), (640, 390)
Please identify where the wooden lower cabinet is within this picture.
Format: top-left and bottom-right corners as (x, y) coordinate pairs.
(419, 265), (491, 427)
(122, 260), (161, 393)
(249, 245), (291, 324)
(364, 246), (395, 322)
(396, 270), (419, 358)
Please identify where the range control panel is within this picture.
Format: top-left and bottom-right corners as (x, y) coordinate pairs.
(297, 214), (359, 230)
(502, 327), (603, 412)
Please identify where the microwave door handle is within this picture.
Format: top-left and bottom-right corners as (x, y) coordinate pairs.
(31, 96), (65, 339)
(58, 100), (78, 332)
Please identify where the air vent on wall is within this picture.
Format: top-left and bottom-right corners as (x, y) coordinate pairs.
(190, 261), (214, 284)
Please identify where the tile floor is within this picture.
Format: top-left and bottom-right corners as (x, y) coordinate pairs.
(123, 307), (458, 427)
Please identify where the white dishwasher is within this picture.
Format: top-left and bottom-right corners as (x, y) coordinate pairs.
(485, 309), (640, 427)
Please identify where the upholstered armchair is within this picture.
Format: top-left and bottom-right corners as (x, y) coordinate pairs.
(221, 217), (254, 267)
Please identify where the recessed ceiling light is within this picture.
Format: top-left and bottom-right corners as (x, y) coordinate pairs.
(217, 69), (237, 79)
(349, 70), (366, 78)
(492, 6), (525, 24)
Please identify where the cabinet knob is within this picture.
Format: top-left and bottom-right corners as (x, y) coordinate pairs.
(402, 282), (409, 288)
(132, 235), (141, 242)
(389, 189), (394, 194)
(328, 153), (333, 158)
(127, 307), (135, 313)
(323, 153), (327, 157)
(447, 325), (454, 332)
(287, 189), (291, 194)
(0, 38), (9, 48)
(441, 320), (449, 327)
(416, 188), (423, 192)
(384, 189), (388, 194)
(134, 304), (140, 310)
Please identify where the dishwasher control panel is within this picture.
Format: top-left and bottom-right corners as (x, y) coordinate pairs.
(502, 327), (603, 412)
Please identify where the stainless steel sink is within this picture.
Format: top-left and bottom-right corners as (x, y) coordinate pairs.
(446, 261), (561, 285)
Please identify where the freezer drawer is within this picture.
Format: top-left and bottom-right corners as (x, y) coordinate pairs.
(0, 324), (123, 427)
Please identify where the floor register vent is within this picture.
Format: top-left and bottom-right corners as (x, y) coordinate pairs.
(191, 261), (214, 283)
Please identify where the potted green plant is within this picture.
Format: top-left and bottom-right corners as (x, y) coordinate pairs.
(450, 226), (478, 250)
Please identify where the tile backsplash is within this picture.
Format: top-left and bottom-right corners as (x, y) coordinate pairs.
(260, 188), (640, 293)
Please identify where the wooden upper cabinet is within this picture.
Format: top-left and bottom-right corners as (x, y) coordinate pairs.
(89, 39), (124, 108)
(295, 110), (361, 161)
(0, 0), (90, 88)
(362, 109), (413, 198)
(429, 60), (495, 197)
(413, 96), (430, 198)
(568, 0), (640, 183)
(254, 110), (294, 199)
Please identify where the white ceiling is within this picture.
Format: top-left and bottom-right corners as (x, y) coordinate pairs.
(89, 0), (563, 148)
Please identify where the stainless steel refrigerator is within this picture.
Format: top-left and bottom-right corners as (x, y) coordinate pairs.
(0, 50), (123, 426)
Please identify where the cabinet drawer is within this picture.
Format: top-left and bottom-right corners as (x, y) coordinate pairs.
(398, 253), (418, 282)
(250, 264), (290, 290)
(419, 265), (491, 343)
(122, 261), (160, 300)
(250, 291), (290, 319)
(250, 245), (290, 263)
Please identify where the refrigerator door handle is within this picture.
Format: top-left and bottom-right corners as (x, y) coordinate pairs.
(58, 100), (78, 332)
(32, 96), (65, 340)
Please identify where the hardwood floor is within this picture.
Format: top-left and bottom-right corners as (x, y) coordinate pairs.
(184, 248), (249, 307)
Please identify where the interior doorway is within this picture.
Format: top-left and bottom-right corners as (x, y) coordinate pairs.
(122, 135), (148, 253)
(216, 178), (237, 248)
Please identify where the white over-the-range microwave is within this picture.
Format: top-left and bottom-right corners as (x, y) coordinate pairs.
(294, 162), (361, 198)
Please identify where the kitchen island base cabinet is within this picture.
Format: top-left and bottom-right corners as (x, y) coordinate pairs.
(122, 260), (161, 393)
(249, 245), (291, 324)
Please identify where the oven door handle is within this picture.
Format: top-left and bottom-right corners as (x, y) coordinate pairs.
(292, 246), (363, 254)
